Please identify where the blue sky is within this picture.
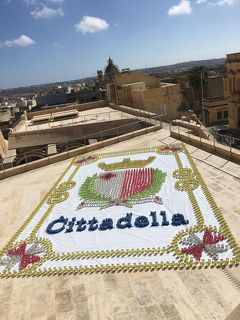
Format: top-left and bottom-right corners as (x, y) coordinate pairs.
(0, 0), (240, 89)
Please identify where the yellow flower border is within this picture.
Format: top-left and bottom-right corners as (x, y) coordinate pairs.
(0, 143), (239, 278)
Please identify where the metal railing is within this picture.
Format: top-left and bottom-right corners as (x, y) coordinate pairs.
(170, 122), (240, 160)
(1, 113), (163, 171)
(109, 101), (157, 118)
(3, 104), (239, 173)
(178, 112), (215, 142)
(177, 112), (240, 150)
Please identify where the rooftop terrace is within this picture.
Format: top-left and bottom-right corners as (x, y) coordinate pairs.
(13, 107), (134, 133)
(0, 128), (239, 320)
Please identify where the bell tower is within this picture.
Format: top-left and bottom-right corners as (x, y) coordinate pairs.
(104, 57), (119, 85)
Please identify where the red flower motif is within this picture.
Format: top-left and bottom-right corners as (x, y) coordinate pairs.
(120, 168), (153, 200)
(76, 156), (96, 165)
(100, 172), (117, 181)
(8, 243), (41, 270)
(181, 229), (225, 261)
(160, 146), (182, 153)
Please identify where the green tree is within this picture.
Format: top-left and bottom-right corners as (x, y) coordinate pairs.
(188, 66), (208, 113)
(178, 101), (190, 112)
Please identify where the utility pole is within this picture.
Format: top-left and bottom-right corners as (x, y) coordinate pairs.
(113, 69), (119, 105)
(200, 71), (204, 104)
(200, 70), (204, 120)
(81, 68), (85, 79)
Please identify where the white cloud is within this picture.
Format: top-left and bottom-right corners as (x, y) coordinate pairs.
(168, 0), (192, 16)
(24, 0), (37, 4)
(24, 0), (64, 4)
(210, 0), (236, 5)
(53, 42), (63, 48)
(48, 0), (64, 3)
(75, 16), (109, 34)
(0, 35), (35, 47)
(196, 0), (238, 5)
(31, 5), (64, 19)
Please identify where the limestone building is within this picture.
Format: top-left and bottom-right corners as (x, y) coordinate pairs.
(106, 70), (182, 121)
(202, 75), (228, 126)
(226, 53), (240, 129)
(202, 52), (240, 128)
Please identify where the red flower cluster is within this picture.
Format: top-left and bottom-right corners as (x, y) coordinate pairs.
(120, 168), (153, 200)
(100, 172), (117, 181)
(161, 146), (182, 153)
(76, 156), (96, 165)
(181, 245), (204, 261)
(8, 243), (41, 270)
(181, 229), (225, 261)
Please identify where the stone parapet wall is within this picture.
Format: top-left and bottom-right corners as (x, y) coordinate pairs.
(171, 130), (240, 165)
(0, 130), (7, 159)
(26, 100), (107, 120)
(109, 103), (157, 118)
(0, 125), (161, 180)
(8, 118), (138, 149)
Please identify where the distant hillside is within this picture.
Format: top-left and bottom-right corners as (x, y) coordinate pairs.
(0, 77), (95, 97)
(136, 58), (225, 74)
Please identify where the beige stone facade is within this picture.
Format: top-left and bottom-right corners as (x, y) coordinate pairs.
(226, 53), (240, 129)
(207, 75), (225, 99)
(203, 52), (240, 128)
(107, 71), (182, 121)
(202, 97), (229, 126)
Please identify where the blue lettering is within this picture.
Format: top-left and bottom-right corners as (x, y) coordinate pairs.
(76, 218), (87, 232)
(88, 217), (98, 231)
(46, 216), (68, 235)
(65, 217), (76, 233)
(134, 216), (149, 228)
(160, 211), (169, 226)
(171, 213), (189, 226)
(116, 213), (132, 229)
(150, 211), (159, 227)
(99, 218), (114, 231)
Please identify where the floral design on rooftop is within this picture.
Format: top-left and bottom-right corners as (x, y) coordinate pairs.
(78, 168), (166, 209)
(76, 156), (97, 165)
(160, 146), (182, 153)
(0, 242), (44, 271)
(173, 168), (200, 191)
(100, 172), (117, 181)
(180, 229), (228, 261)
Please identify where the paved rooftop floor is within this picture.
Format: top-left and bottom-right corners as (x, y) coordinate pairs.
(15, 107), (134, 133)
(0, 129), (239, 320)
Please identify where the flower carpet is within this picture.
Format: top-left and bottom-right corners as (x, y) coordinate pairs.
(0, 144), (239, 278)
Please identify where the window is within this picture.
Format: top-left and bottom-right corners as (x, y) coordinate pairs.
(223, 110), (229, 118)
(217, 111), (222, 120)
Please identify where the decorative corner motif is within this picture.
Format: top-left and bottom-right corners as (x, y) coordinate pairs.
(0, 241), (45, 271)
(47, 181), (76, 205)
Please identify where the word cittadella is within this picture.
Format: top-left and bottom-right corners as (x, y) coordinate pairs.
(46, 211), (189, 235)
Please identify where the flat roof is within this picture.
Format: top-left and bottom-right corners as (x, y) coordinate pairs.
(13, 107), (135, 133)
(0, 128), (240, 319)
